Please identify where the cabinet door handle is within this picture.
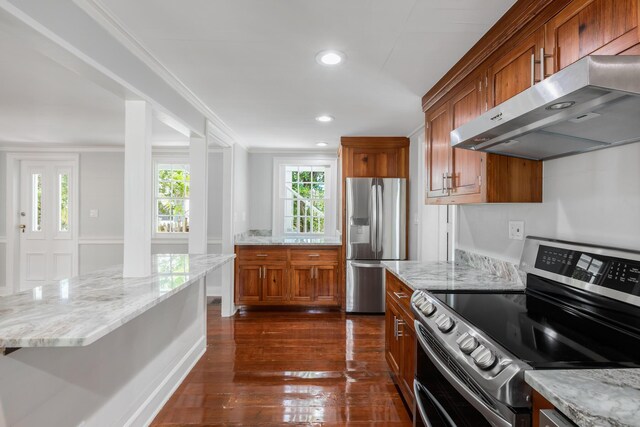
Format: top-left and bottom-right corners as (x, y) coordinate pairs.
(396, 319), (405, 337)
(393, 291), (408, 299)
(256, 254), (268, 257)
(531, 52), (535, 87)
(540, 47), (545, 83)
(393, 317), (398, 338)
(308, 254), (320, 257)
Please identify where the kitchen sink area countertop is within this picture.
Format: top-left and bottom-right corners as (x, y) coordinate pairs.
(234, 235), (342, 246)
(0, 253), (235, 348)
(525, 369), (640, 427)
(382, 260), (524, 292)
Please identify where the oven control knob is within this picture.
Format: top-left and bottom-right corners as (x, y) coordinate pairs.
(435, 314), (455, 333)
(472, 347), (497, 370)
(419, 301), (437, 317)
(456, 333), (479, 354)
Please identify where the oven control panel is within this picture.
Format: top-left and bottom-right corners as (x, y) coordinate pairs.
(535, 244), (640, 296)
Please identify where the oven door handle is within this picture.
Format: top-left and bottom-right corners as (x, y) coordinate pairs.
(414, 379), (456, 427)
(415, 321), (512, 427)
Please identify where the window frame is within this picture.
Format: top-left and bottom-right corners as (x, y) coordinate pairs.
(272, 157), (337, 237)
(153, 156), (191, 239)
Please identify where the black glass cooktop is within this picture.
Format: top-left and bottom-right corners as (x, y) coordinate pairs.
(433, 276), (640, 369)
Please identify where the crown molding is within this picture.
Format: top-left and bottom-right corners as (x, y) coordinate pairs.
(247, 147), (338, 155)
(74, 0), (242, 146)
(0, 144), (125, 153)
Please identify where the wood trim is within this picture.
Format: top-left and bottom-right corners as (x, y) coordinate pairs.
(422, 0), (574, 111)
(532, 390), (556, 427)
(340, 136), (410, 149)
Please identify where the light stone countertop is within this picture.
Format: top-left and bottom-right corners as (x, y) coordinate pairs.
(525, 369), (640, 427)
(234, 235), (342, 246)
(382, 260), (524, 292)
(0, 253), (234, 348)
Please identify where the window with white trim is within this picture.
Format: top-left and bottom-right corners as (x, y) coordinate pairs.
(273, 158), (337, 236)
(154, 161), (190, 234)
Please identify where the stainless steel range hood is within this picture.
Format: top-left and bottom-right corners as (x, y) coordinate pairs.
(451, 56), (640, 160)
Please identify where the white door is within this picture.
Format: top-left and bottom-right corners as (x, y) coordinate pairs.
(19, 160), (78, 290)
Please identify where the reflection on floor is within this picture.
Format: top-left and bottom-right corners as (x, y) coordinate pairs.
(152, 304), (412, 425)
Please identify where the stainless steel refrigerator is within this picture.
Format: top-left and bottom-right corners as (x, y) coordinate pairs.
(345, 177), (406, 313)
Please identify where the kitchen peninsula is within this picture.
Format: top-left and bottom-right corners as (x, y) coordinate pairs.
(0, 253), (234, 426)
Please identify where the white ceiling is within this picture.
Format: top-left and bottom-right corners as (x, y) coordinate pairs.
(0, 1), (517, 149)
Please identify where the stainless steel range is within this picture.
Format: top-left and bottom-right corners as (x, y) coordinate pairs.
(411, 237), (640, 427)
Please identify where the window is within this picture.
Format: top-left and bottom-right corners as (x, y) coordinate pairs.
(273, 158), (337, 236)
(155, 162), (190, 234)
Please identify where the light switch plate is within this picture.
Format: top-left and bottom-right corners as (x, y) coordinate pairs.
(509, 221), (524, 240)
(89, 209), (99, 218)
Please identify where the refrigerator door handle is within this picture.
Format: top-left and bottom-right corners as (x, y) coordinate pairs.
(370, 182), (377, 254)
(376, 183), (383, 256)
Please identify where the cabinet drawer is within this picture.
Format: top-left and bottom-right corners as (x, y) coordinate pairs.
(290, 249), (339, 263)
(386, 270), (414, 318)
(236, 247), (287, 262)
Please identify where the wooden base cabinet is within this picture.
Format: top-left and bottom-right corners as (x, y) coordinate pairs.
(235, 246), (340, 307)
(384, 271), (416, 412)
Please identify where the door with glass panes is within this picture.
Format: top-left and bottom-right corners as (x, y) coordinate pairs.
(19, 160), (78, 290)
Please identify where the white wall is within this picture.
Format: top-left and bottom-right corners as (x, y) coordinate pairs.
(233, 144), (249, 235)
(3, 149), (228, 289)
(458, 143), (640, 263)
(247, 151), (339, 231)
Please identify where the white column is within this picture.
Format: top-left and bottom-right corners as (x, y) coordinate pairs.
(220, 146), (236, 317)
(123, 100), (153, 277)
(188, 136), (208, 254)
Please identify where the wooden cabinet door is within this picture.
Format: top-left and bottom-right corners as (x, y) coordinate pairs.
(545, 0), (639, 73)
(488, 28), (545, 107)
(236, 264), (261, 303)
(400, 322), (416, 410)
(384, 298), (401, 375)
(262, 264), (287, 303)
(425, 104), (451, 199)
(450, 76), (484, 197)
(351, 148), (399, 177)
(315, 265), (339, 304)
(289, 265), (314, 302)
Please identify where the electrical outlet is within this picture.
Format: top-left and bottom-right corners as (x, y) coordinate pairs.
(89, 209), (99, 218)
(509, 221), (524, 240)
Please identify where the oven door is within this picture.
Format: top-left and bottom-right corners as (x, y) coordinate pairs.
(414, 322), (523, 427)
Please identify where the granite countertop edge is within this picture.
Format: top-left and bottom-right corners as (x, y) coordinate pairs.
(381, 260), (524, 292)
(0, 254), (235, 348)
(525, 369), (640, 427)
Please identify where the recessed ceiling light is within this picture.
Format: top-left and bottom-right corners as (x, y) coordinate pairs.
(316, 50), (345, 66)
(316, 142), (328, 147)
(315, 115), (334, 123)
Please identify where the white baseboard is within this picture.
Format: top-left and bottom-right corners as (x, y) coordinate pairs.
(125, 335), (206, 427)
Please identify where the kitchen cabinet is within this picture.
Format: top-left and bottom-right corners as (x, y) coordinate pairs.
(340, 137), (409, 179)
(545, 0), (640, 73)
(487, 28), (546, 108)
(235, 246), (340, 307)
(236, 262), (288, 304)
(425, 73), (543, 205)
(450, 75), (484, 197)
(425, 103), (450, 198)
(384, 270), (415, 412)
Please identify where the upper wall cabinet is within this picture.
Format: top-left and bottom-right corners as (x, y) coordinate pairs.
(422, 0), (640, 205)
(487, 28), (546, 108)
(340, 137), (409, 179)
(546, 0), (640, 72)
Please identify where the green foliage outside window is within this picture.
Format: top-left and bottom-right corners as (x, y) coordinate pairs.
(157, 164), (190, 233)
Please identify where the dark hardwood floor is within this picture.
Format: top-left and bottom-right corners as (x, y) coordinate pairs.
(152, 303), (413, 426)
